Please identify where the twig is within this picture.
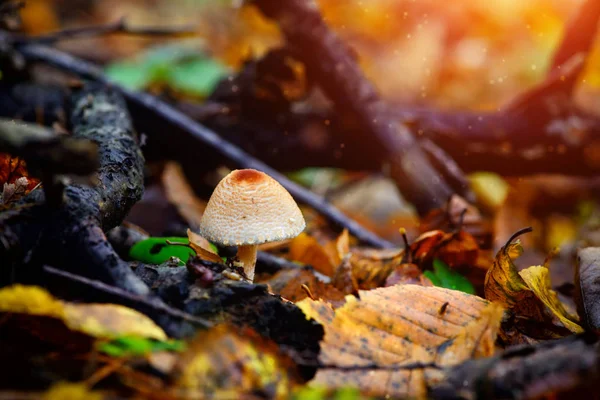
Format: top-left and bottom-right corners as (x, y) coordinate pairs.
(43, 265), (212, 329)
(14, 43), (395, 249)
(15, 17), (195, 45)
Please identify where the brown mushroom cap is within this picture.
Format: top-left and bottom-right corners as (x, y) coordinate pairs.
(199, 169), (305, 246)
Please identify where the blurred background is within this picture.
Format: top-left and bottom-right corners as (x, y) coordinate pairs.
(17, 0), (600, 267)
(20, 0), (598, 110)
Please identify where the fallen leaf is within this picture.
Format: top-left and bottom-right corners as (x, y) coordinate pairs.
(424, 259), (475, 294)
(1, 176), (32, 204)
(187, 229), (224, 264)
(485, 230), (583, 335)
(347, 247), (404, 289)
(42, 382), (103, 400)
(169, 324), (300, 399)
(265, 267), (346, 306)
(298, 285), (504, 398)
(519, 266), (582, 333)
(0, 285), (167, 341)
(289, 232), (343, 276)
(411, 230), (479, 269)
(162, 162), (207, 229)
(419, 195), (491, 247)
(0, 153), (40, 190)
(98, 336), (185, 358)
(384, 262), (431, 287)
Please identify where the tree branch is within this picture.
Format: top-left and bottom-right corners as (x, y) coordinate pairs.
(1, 84), (150, 294)
(251, 0), (466, 214)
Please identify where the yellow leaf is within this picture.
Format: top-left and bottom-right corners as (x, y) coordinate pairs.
(298, 285), (503, 398)
(0, 285), (166, 340)
(469, 172), (509, 211)
(519, 266), (583, 333)
(0, 284), (65, 318)
(63, 303), (167, 340)
(187, 229), (223, 264)
(170, 325), (298, 399)
(42, 382), (103, 400)
(484, 231), (583, 337)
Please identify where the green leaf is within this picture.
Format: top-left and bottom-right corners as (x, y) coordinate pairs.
(105, 61), (152, 90)
(98, 336), (185, 357)
(424, 259), (475, 295)
(169, 58), (228, 96)
(105, 44), (228, 96)
(128, 237), (194, 266)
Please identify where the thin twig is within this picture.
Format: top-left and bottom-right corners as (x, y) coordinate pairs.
(16, 17), (195, 45)
(43, 265), (212, 329)
(15, 43), (395, 249)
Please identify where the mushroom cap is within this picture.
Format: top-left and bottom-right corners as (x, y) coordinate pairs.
(199, 169), (305, 246)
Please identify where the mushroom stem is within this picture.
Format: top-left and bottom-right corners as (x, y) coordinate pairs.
(237, 244), (258, 281)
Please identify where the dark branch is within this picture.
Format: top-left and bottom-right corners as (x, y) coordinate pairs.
(251, 0), (465, 214)
(1, 85), (150, 294)
(17, 17), (196, 45)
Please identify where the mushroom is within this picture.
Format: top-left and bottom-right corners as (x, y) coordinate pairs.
(198, 169), (305, 281)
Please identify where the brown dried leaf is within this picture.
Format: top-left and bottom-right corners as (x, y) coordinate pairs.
(289, 232), (339, 276)
(0, 153), (40, 192)
(162, 162), (207, 229)
(384, 263), (432, 287)
(265, 267), (346, 306)
(298, 286), (504, 398)
(187, 229), (223, 264)
(348, 247), (404, 289)
(411, 230), (479, 268)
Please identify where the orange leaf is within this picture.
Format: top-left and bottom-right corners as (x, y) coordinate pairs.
(298, 285), (504, 398)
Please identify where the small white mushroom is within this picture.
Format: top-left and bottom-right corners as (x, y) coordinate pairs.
(198, 169), (305, 281)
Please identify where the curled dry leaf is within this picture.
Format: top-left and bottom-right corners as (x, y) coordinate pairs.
(411, 229), (480, 269)
(298, 285), (504, 398)
(0, 285), (167, 341)
(169, 324), (300, 399)
(484, 233), (583, 335)
(347, 247), (404, 289)
(187, 229), (224, 264)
